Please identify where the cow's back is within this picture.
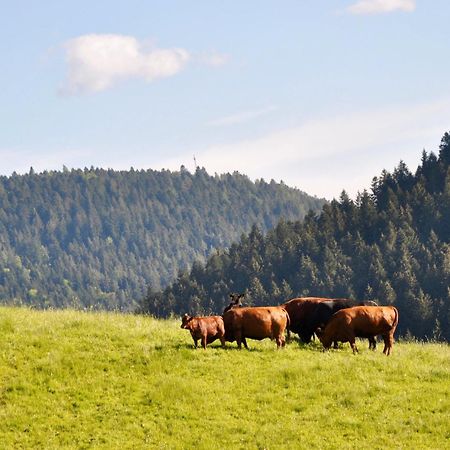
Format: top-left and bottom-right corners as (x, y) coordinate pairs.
(223, 306), (288, 341)
(326, 306), (398, 339)
(192, 315), (224, 337)
(348, 306), (398, 336)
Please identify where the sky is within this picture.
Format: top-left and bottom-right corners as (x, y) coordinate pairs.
(1, 0), (450, 199)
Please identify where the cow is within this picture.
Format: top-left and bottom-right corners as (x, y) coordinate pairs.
(282, 297), (350, 343)
(282, 297), (378, 345)
(317, 306), (399, 355)
(223, 293), (245, 313)
(180, 314), (225, 349)
(222, 293), (289, 349)
(305, 299), (379, 348)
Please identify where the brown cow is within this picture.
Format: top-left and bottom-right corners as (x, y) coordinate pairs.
(180, 314), (225, 349)
(223, 294), (289, 349)
(317, 306), (399, 355)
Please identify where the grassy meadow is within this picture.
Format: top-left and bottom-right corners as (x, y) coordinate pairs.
(0, 307), (448, 449)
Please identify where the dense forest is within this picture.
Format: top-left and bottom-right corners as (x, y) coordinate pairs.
(142, 133), (450, 341)
(0, 166), (324, 310)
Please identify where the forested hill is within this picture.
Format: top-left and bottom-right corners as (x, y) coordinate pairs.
(0, 166), (325, 309)
(142, 132), (450, 341)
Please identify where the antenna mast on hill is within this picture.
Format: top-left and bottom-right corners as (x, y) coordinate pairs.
(193, 155), (198, 171)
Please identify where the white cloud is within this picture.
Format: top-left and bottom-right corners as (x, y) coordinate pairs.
(198, 51), (230, 67)
(157, 98), (450, 198)
(207, 106), (278, 127)
(61, 34), (191, 94)
(347, 0), (416, 15)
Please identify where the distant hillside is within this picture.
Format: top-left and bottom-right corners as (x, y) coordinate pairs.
(143, 133), (450, 341)
(0, 166), (325, 309)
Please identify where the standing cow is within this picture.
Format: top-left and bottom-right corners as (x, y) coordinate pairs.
(180, 314), (225, 349)
(317, 306), (399, 355)
(223, 293), (289, 349)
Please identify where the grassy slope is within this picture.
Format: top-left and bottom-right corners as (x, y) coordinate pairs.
(0, 308), (448, 449)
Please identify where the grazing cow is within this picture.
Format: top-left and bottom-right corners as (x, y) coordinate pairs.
(223, 294), (289, 349)
(282, 297), (378, 345)
(317, 306), (399, 355)
(306, 299), (379, 348)
(180, 314), (225, 349)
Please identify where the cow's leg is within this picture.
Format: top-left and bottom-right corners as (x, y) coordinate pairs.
(382, 335), (388, 355)
(220, 335), (226, 348)
(368, 336), (377, 350)
(388, 337), (393, 355)
(276, 335), (284, 349)
(383, 333), (393, 355)
(201, 335), (207, 350)
(286, 327), (291, 343)
(242, 337), (249, 350)
(382, 334), (389, 355)
(333, 341), (339, 349)
(235, 330), (242, 349)
(388, 332), (395, 355)
(193, 338), (198, 349)
(347, 331), (358, 354)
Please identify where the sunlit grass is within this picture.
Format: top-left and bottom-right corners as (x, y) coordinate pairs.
(0, 307), (448, 449)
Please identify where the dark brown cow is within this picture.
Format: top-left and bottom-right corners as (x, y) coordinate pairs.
(317, 306), (399, 355)
(223, 293), (245, 313)
(282, 297), (342, 342)
(223, 294), (289, 349)
(181, 314), (225, 349)
(282, 297), (378, 345)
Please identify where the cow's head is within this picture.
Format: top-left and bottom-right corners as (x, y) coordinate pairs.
(316, 327), (332, 349)
(315, 327), (324, 338)
(181, 313), (193, 329)
(223, 293), (245, 314)
(299, 330), (314, 344)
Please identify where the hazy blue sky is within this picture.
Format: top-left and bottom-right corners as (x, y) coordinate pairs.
(1, 0), (450, 198)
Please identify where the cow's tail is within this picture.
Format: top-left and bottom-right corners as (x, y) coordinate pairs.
(282, 307), (291, 342)
(391, 306), (399, 331)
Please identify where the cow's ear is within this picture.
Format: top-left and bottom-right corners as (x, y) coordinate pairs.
(229, 293), (234, 299)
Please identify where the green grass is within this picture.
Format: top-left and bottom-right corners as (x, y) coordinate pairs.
(0, 307), (448, 449)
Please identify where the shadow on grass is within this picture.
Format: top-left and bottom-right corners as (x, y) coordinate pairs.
(286, 336), (325, 352)
(151, 335), (351, 353)
(151, 339), (377, 354)
(151, 342), (268, 352)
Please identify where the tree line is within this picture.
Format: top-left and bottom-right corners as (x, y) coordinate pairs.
(141, 133), (450, 341)
(0, 166), (324, 310)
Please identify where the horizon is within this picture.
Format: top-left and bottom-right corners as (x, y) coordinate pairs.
(2, 0), (450, 199)
(0, 138), (443, 202)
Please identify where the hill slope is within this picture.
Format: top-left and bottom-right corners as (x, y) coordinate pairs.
(0, 308), (448, 449)
(0, 167), (324, 309)
(143, 132), (450, 340)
